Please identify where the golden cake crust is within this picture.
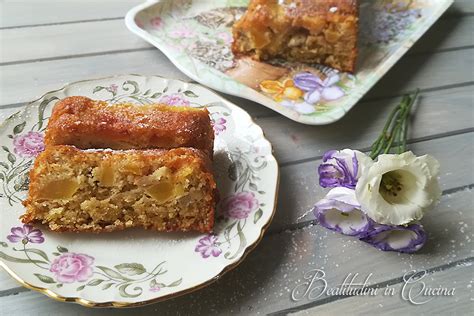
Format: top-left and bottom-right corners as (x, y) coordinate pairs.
(232, 0), (359, 72)
(22, 146), (217, 233)
(45, 96), (215, 157)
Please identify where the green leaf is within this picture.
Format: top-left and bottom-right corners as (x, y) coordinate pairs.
(162, 86), (168, 93)
(96, 266), (130, 281)
(34, 273), (55, 284)
(114, 263), (146, 276)
(143, 89), (151, 96)
(13, 122), (26, 135)
(118, 284), (142, 298)
(258, 191), (265, 195)
(0, 251), (47, 264)
(0, 242), (7, 247)
(24, 248), (49, 262)
(102, 282), (114, 290)
(167, 278), (182, 287)
(56, 284), (63, 288)
(0, 162), (9, 170)
(52, 252), (60, 256)
(76, 285), (86, 291)
(150, 92), (162, 99)
(2, 146), (10, 153)
(249, 182), (258, 191)
(87, 279), (105, 286)
(93, 86), (105, 93)
(183, 90), (198, 98)
(7, 135), (13, 139)
(57, 245), (68, 253)
(254, 208), (263, 224)
(122, 80), (140, 94)
(38, 96), (58, 130)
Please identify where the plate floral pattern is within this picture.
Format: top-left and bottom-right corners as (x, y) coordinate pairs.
(126, 0), (453, 125)
(0, 75), (279, 307)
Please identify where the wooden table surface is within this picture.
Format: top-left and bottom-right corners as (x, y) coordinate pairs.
(1, 1), (473, 315)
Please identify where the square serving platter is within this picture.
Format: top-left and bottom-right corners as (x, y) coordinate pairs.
(126, 0), (453, 125)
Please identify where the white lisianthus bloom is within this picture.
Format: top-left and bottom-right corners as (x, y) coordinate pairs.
(355, 151), (441, 225)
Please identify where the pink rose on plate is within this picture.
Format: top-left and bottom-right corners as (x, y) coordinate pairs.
(222, 191), (259, 219)
(50, 253), (94, 283)
(159, 93), (190, 106)
(13, 131), (45, 158)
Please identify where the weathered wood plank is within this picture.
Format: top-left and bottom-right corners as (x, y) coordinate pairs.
(290, 264), (474, 315)
(410, 16), (474, 54)
(450, 0), (474, 14)
(1, 189), (472, 315)
(0, 1), (142, 29)
(1, 13), (472, 64)
(0, 47), (472, 119)
(260, 85), (473, 165)
(366, 48), (473, 100)
(0, 0), (470, 30)
(0, 20), (151, 64)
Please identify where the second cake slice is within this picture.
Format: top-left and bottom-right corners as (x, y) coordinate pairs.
(45, 96), (215, 157)
(22, 146), (217, 233)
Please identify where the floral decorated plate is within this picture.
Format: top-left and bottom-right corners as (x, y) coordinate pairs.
(0, 75), (279, 307)
(126, 0), (453, 125)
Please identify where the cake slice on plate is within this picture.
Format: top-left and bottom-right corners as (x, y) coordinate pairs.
(45, 96), (215, 157)
(22, 146), (217, 233)
(232, 0), (359, 72)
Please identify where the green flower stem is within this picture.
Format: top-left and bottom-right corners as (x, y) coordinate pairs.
(93, 271), (124, 282)
(369, 89), (419, 159)
(22, 244), (48, 270)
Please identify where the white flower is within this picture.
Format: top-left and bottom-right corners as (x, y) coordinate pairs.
(355, 151), (441, 225)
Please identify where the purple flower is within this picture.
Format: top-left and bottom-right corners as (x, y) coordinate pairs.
(13, 131), (45, 158)
(319, 149), (373, 189)
(195, 235), (222, 258)
(50, 253), (94, 283)
(212, 117), (227, 135)
(149, 285), (161, 292)
(159, 93), (190, 106)
(293, 72), (322, 92)
(222, 191), (259, 219)
(360, 224), (427, 253)
(7, 225), (44, 244)
(313, 187), (371, 237)
(293, 72), (345, 104)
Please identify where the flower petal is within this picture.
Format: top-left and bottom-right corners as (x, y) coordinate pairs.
(280, 100), (294, 108)
(6, 235), (22, 243)
(294, 102), (315, 114)
(313, 187), (371, 237)
(323, 73), (340, 87)
(293, 72), (323, 91)
(360, 224), (427, 253)
(355, 152), (440, 225)
(304, 90), (321, 104)
(321, 86), (345, 101)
